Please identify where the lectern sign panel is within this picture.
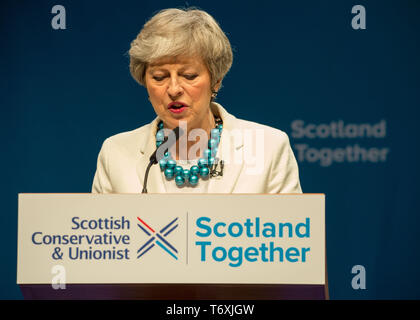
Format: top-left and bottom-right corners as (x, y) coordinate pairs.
(17, 194), (325, 285)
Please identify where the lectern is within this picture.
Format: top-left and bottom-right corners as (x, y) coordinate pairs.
(17, 194), (328, 299)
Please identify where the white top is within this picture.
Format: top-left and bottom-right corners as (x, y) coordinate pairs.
(92, 103), (302, 194)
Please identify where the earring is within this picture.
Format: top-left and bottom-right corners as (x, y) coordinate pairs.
(211, 90), (218, 101)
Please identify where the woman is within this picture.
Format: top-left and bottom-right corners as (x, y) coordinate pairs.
(92, 8), (302, 194)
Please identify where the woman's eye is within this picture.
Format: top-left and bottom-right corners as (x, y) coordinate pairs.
(184, 74), (198, 80)
(153, 76), (165, 81)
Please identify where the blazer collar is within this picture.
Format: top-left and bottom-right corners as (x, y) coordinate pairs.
(136, 116), (166, 193)
(211, 102), (243, 148)
(136, 103), (244, 193)
(207, 103), (244, 193)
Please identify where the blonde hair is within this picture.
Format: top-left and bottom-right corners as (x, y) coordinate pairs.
(128, 8), (233, 89)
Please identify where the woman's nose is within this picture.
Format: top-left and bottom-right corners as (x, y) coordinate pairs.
(167, 77), (183, 98)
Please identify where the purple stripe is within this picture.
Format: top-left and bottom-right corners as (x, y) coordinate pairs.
(160, 217), (178, 234)
(164, 224), (178, 237)
(137, 243), (155, 259)
(156, 233), (177, 253)
(137, 236), (155, 254)
(137, 223), (151, 236)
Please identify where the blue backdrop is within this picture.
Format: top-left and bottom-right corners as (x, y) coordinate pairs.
(1, 0), (419, 299)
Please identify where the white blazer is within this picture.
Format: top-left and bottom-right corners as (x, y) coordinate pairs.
(92, 103), (302, 194)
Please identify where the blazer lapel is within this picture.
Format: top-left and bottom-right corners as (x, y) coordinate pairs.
(136, 117), (167, 193)
(207, 103), (244, 193)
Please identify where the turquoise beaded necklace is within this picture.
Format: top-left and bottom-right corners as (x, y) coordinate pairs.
(156, 119), (223, 187)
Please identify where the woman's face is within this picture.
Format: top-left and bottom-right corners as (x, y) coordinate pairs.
(145, 56), (219, 131)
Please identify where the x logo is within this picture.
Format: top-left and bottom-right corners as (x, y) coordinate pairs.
(136, 217), (178, 260)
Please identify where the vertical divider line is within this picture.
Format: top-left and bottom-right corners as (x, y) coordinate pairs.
(186, 211), (188, 265)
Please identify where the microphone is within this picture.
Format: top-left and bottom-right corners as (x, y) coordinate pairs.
(142, 126), (183, 193)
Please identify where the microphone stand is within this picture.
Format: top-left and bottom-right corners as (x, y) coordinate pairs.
(142, 127), (182, 194)
(141, 143), (162, 194)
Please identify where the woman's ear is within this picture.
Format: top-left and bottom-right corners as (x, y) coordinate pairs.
(211, 79), (222, 101)
(213, 79), (222, 92)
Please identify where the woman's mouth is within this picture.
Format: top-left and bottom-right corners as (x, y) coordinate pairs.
(168, 102), (188, 114)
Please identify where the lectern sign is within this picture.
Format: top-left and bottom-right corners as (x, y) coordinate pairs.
(17, 194), (325, 285)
